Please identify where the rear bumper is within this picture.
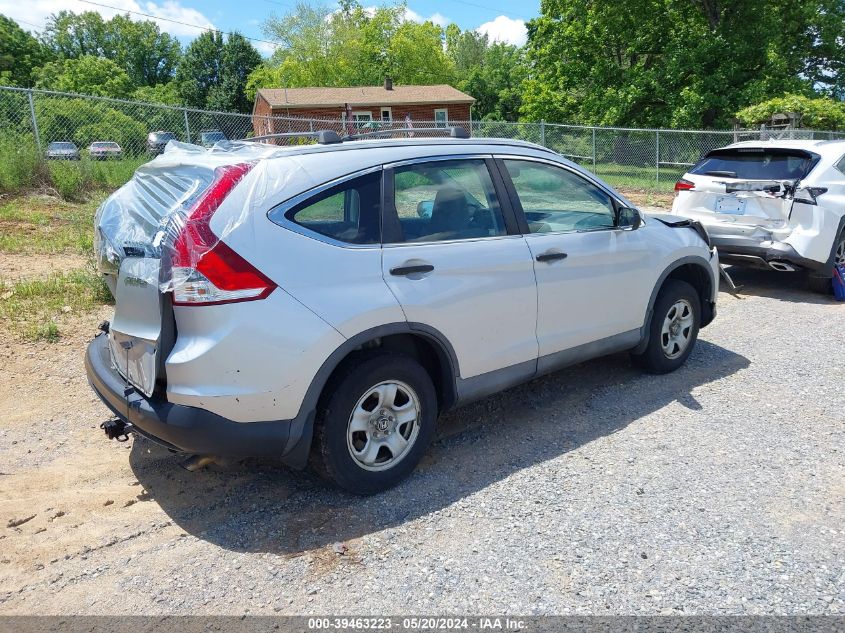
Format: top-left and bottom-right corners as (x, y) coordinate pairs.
(711, 235), (827, 272)
(85, 333), (310, 463)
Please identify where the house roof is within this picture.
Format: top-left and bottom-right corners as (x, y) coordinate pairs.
(257, 85), (475, 109)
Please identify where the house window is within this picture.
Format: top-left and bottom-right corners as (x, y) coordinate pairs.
(381, 107), (392, 122)
(352, 111), (373, 123)
(434, 108), (448, 127)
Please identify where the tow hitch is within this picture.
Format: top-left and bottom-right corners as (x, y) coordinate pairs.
(101, 418), (133, 442)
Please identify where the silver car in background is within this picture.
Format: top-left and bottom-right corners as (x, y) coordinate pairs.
(46, 141), (80, 161)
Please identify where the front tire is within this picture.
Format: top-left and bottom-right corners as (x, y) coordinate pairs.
(632, 279), (701, 374)
(311, 352), (437, 495)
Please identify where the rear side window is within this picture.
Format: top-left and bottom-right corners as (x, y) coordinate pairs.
(391, 159), (507, 243)
(280, 171), (382, 245)
(690, 149), (816, 180)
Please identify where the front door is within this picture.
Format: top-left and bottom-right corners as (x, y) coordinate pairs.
(497, 158), (653, 356)
(381, 157), (538, 380)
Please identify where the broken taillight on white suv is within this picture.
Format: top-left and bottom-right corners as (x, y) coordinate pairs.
(168, 162), (276, 306)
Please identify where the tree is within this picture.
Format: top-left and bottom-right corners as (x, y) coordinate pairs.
(34, 55), (134, 98)
(736, 94), (845, 130)
(446, 25), (526, 121)
(521, 0), (845, 128)
(175, 31), (261, 112)
(250, 1), (454, 95)
(0, 15), (51, 87)
(41, 11), (181, 87)
(132, 82), (182, 106)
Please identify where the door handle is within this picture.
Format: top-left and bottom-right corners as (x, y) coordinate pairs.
(390, 264), (435, 276)
(535, 251), (568, 263)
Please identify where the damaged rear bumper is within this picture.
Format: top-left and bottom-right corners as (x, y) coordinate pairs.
(85, 333), (311, 465)
(710, 235), (827, 272)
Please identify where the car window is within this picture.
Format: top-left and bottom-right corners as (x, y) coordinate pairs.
(690, 149), (814, 180)
(280, 171), (381, 245)
(392, 159), (506, 243)
(835, 154), (845, 175)
(502, 160), (615, 233)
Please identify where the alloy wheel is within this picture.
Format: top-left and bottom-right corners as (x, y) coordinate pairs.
(661, 299), (694, 359)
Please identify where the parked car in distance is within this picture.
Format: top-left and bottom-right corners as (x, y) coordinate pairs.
(200, 129), (227, 147)
(87, 129), (719, 494)
(147, 131), (177, 155)
(671, 140), (845, 293)
(46, 141), (80, 160)
(88, 141), (122, 160)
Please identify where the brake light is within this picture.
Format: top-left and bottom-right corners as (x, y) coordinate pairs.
(674, 179), (695, 193)
(170, 162), (276, 306)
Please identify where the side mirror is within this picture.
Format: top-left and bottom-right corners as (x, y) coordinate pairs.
(617, 206), (642, 230)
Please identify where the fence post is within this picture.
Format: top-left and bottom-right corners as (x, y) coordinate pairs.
(27, 90), (41, 153)
(591, 127), (596, 168)
(655, 130), (660, 186)
(183, 108), (191, 143)
(540, 119), (546, 147)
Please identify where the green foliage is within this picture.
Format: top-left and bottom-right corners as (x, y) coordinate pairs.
(41, 11), (181, 87)
(522, 0), (845, 128)
(176, 31), (261, 112)
(736, 94), (845, 130)
(132, 82), (182, 106)
(250, 1), (455, 96)
(450, 37), (526, 121)
(34, 55), (135, 98)
(35, 97), (148, 154)
(0, 15), (51, 87)
(48, 160), (89, 201)
(0, 133), (43, 193)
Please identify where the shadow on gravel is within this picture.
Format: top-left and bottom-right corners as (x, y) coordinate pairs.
(722, 265), (837, 305)
(129, 339), (748, 555)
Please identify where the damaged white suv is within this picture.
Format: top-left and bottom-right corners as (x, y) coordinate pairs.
(671, 140), (845, 293)
(86, 130), (719, 494)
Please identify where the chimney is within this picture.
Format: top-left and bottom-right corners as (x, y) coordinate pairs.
(384, 76), (393, 91)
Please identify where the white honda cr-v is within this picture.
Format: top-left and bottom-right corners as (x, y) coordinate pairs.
(86, 129), (719, 494)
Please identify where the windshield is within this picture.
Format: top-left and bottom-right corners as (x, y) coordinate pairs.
(691, 149), (817, 180)
(92, 142), (118, 149)
(150, 132), (176, 142)
(49, 142), (75, 150)
(201, 132), (226, 143)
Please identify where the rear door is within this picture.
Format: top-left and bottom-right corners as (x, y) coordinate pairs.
(496, 157), (654, 356)
(381, 156), (539, 380)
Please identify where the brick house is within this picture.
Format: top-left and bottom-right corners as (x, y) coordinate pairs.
(252, 80), (474, 137)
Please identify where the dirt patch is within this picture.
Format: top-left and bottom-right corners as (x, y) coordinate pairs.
(0, 252), (89, 281)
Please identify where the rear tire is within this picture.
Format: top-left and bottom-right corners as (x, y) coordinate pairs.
(310, 352), (437, 495)
(631, 279), (701, 374)
(808, 231), (845, 295)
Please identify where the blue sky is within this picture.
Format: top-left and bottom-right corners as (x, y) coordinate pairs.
(2, 0), (541, 56)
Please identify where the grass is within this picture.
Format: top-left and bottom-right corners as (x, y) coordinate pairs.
(0, 265), (113, 342)
(0, 194), (102, 254)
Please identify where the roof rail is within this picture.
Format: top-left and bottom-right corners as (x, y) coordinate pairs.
(243, 130), (342, 145)
(343, 126), (470, 141)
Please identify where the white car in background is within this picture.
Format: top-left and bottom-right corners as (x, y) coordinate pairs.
(671, 140), (845, 293)
(86, 131), (719, 494)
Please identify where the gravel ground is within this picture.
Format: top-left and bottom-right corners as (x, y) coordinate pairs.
(0, 265), (843, 615)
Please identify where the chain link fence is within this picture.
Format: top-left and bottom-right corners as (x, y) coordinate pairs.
(3, 85), (845, 194)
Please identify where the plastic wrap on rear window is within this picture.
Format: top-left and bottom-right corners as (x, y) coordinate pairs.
(94, 139), (313, 293)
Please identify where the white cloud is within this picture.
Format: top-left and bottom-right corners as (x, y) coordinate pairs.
(476, 15), (527, 46)
(1, 0), (217, 38)
(404, 7), (449, 28)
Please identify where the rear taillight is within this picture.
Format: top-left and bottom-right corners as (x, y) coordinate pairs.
(674, 178), (695, 193)
(170, 162), (276, 306)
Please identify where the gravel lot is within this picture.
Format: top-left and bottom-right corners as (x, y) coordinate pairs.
(0, 265), (843, 615)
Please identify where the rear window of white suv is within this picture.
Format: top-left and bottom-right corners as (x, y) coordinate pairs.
(690, 149), (817, 180)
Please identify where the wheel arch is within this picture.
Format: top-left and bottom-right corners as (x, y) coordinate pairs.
(632, 256), (716, 355)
